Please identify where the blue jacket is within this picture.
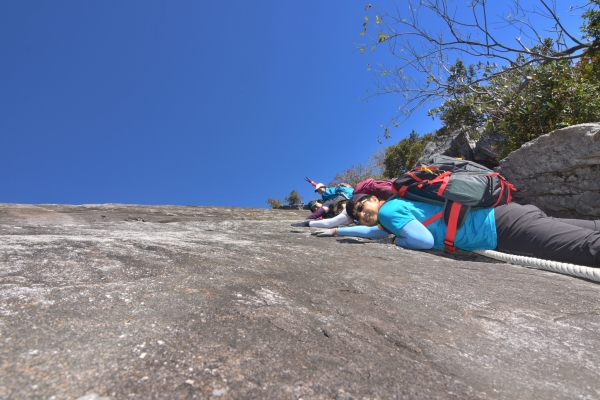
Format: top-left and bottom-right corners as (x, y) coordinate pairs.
(378, 198), (497, 251)
(322, 185), (354, 201)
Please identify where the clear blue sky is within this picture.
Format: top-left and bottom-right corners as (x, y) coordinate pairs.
(0, 1), (586, 207)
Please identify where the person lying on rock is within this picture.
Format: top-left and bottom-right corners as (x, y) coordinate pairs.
(312, 193), (600, 267)
(314, 182), (354, 200)
(293, 178), (396, 228)
(307, 199), (323, 214)
(304, 195), (350, 222)
(302, 177), (354, 222)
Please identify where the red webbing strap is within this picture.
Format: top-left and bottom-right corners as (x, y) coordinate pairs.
(422, 211), (443, 226)
(399, 185), (409, 198)
(428, 170), (450, 182)
(492, 180), (505, 207)
(489, 173), (517, 206)
(443, 202), (463, 252)
(487, 173), (505, 207)
(507, 182), (516, 203)
(436, 174), (451, 197)
(405, 171), (423, 182)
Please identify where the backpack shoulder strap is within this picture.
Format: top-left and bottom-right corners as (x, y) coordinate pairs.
(442, 202), (467, 252)
(419, 200), (470, 252)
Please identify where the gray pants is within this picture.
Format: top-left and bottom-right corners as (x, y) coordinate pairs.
(494, 203), (600, 267)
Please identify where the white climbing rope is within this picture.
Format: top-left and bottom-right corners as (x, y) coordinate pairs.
(472, 249), (600, 282)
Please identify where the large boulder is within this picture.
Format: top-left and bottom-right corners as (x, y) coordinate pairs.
(498, 123), (600, 218)
(473, 132), (503, 168)
(419, 127), (475, 163)
(418, 127), (502, 169)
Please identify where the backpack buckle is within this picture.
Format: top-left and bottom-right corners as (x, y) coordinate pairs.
(444, 239), (456, 252)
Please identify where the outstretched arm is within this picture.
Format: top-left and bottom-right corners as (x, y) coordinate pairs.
(338, 225), (389, 238)
(305, 177), (318, 187)
(309, 212), (353, 228)
(394, 220), (434, 249)
(313, 225), (389, 238)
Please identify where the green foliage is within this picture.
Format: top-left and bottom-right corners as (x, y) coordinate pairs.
(582, 0), (600, 57)
(266, 198), (282, 209)
(357, 0), (600, 140)
(431, 54), (600, 157)
(382, 131), (434, 178)
(497, 60), (600, 155)
(579, 1), (600, 80)
(284, 190), (303, 206)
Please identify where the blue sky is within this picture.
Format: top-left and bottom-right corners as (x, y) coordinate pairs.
(0, 1), (587, 207)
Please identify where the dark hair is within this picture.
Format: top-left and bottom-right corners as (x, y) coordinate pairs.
(345, 193), (372, 220)
(307, 199), (321, 210)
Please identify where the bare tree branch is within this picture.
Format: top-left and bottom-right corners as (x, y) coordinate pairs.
(356, 0), (598, 135)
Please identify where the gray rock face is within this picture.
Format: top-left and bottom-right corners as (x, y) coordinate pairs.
(473, 132), (503, 168)
(2, 203), (600, 399)
(419, 127), (476, 165)
(498, 123), (600, 218)
(419, 127), (502, 169)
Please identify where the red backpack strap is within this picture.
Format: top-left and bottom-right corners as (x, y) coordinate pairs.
(422, 211), (443, 226)
(421, 202), (467, 252)
(443, 202), (464, 252)
(489, 173), (518, 206)
(431, 172), (452, 196)
(507, 181), (516, 203)
(405, 171), (424, 182)
(491, 179), (506, 207)
(399, 185), (409, 198)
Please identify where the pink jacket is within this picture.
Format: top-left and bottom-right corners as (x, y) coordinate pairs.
(353, 178), (394, 200)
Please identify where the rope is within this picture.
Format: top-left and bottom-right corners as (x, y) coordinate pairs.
(472, 249), (600, 282)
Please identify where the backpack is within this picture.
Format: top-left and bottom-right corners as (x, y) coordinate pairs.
(354, 178), (395, 200)
(391, 155), (517, 252)
(323, 184), (354, 201)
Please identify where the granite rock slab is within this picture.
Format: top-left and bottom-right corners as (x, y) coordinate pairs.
(498, 123), (600, 218)
(1, 204), (600, 399)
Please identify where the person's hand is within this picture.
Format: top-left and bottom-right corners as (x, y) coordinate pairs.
(291, 221), (310, 227)
(311, 228), (338, 237)
(305, 177), (317, 187)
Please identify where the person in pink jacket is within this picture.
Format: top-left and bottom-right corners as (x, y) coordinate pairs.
(293, 178), (396, 228)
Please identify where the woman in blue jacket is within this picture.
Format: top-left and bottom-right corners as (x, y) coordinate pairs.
(315, 193), (600, 267)
(314, 182), (354, 201)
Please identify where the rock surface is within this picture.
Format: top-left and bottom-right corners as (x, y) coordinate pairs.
(498, 123), (600, 218)
(418, 127), (503, 170)
(1, 203), (600, 399)
(419, 127), (475, 165)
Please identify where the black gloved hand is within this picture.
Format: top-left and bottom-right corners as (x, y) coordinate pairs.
(291, 221), (310, 227)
